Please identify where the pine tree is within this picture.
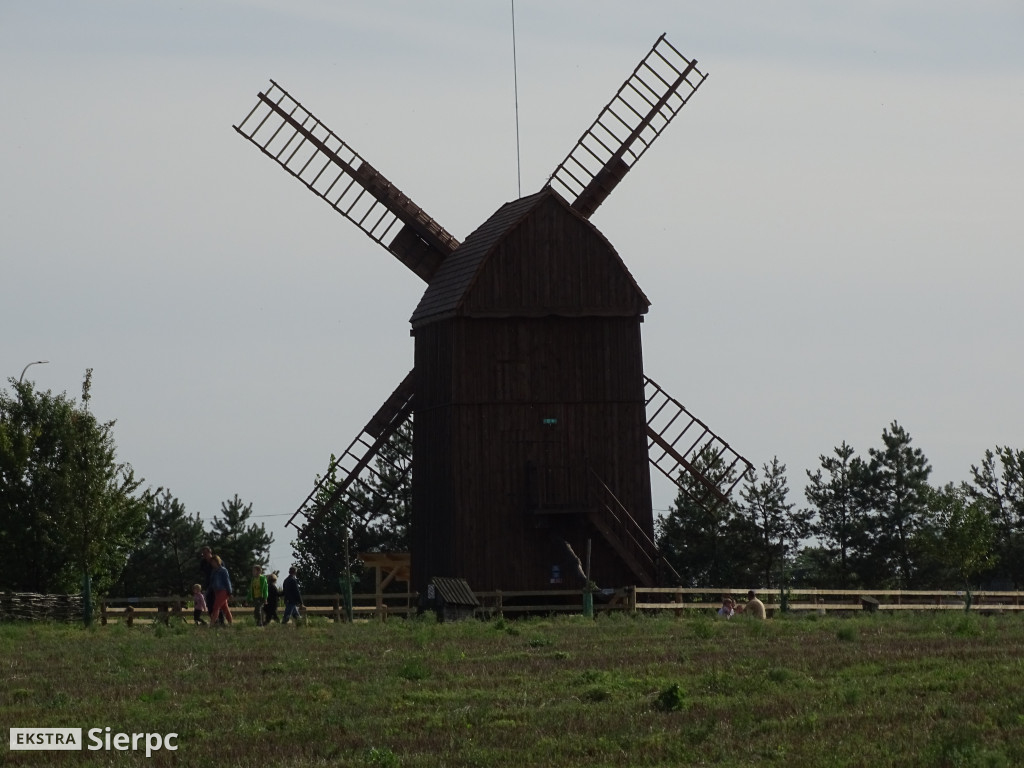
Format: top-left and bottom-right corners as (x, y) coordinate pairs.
(113, 490), (206, 596)
(863, 422), (933, 587)
(804, 441), (870, 588)
(207, 494), (273, 584)
(739, 457), (810, 587)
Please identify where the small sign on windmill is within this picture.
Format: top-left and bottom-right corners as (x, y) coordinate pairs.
(235, 34), (753, 594)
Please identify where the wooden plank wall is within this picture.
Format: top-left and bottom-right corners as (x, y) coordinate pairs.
(412, 316), (653, 592)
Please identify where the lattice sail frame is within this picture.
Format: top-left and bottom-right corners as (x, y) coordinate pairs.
(547, 34), (707, 218)
(234, 81), (459, 281)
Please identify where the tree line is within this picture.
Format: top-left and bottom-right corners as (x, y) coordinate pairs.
(4, 374), (1021, 597)
(1, 375), (271, 596)
(658, 421), (1024, 593)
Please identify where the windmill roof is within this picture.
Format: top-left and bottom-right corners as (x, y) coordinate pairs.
(410, 188), (648, 326)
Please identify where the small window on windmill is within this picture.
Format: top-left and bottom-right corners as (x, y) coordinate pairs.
(542, 417), (558, 427)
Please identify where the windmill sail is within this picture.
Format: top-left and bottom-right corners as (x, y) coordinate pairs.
(547, 34), (707, 218)
(645, 376), (753, 506)
(287, 371), (415, 534)
(234, 81), (460, 281)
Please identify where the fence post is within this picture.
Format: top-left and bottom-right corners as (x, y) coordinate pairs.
(628, 585), (637, 614)
(333, 595), (341, 623)
(100, 599), (108, 626)
(496, 589), (503, 619)
(674, 588), (682, 619)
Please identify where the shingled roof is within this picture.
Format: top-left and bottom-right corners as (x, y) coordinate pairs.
(409, 188), (648, 327)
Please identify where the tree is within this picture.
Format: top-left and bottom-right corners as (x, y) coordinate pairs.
(291, 420), (412, 593)
(862, 422), (933, 588)
(207, 494), (273, 583)
(0, 372), (148, 593)
(739, 457), (810, 588)
(804, 441), (871, 588)
(656, 444), (755, 588)
(113, 489), (206, 596)
(920, 483), (996, 600)
(967, 446), (1024, 587)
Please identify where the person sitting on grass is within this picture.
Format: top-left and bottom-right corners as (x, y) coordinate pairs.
(717, 596), (735, 619)
(737, 589), (766, 620)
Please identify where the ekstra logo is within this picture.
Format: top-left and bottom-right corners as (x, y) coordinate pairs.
(10, 727), (178, 757)
(10, 728), (82, 750)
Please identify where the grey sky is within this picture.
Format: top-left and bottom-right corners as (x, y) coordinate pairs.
(3, 1), (1022, 575)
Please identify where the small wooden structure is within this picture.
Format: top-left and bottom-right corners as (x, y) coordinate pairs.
(427, 577), (480, 622)
(359, 551), (411, 617)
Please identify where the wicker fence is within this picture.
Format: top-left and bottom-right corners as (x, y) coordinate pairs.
(0, 592), (84, 622)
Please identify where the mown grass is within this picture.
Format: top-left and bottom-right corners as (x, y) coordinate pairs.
(2, 611), (1024, 767)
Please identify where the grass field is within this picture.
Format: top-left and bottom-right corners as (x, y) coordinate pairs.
(2, 611), (1024, 767)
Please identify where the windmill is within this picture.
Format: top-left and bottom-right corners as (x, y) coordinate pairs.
(234, 34), (753, 592)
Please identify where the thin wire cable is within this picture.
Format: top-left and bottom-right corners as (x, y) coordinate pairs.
(511, 0), (522, 197)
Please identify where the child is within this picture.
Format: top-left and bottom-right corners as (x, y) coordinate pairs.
(717, 596), (735, 619)
(263, 572), (280, 624)
(250, 565), (268, 626)
(191, 584), (207, 625)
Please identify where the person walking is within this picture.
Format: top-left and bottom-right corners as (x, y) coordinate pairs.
(282, 567), (304, 625)
(263, 573), (280, 624)
(209, 555), (234, 626)
(249, 565), (268, 626)
(191, 584), (207, 626)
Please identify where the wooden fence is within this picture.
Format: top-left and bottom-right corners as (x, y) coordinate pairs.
(95, 586), (1024, 624)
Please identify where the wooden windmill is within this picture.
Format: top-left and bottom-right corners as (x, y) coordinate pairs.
(235, 35), (753, 592)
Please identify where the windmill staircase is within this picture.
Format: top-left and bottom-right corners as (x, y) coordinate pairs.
(286, 371), (415, 532)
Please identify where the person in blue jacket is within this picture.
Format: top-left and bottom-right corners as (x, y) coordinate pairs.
(209, 555), (233, 626)
(282, 567), (304, 625)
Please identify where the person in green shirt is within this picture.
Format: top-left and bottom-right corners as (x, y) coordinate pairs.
(249, 565), (269, 626)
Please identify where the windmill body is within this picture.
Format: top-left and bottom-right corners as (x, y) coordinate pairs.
(410, 189), (654, 590)
(235, 34), (753, 596)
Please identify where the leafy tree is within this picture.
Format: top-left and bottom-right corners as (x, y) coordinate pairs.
(113, 489), (205, 596)
(656, 444), (755, 588)
(206, 494), (273, 583)
(0, 372), (148, 593)
(967, 446), (1024, 587)
(862, 422), (933, 588)
(804, 442), (871, 588)
(739, 457), (810, 588)
(919, 483), (996, 600)
(291, 420), (412, 593)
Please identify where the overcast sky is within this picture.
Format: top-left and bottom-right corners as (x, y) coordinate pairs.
(3, 1), (1022, 575)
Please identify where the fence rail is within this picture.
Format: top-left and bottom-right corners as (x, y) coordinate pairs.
(92, 587), (1024, 624)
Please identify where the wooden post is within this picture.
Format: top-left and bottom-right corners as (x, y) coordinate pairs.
(333, 595), (341, 623)
(100, 599), (107, 626)
(628, 585), (637, 614)
(674, 588), (682, 619)
(496, 589), (503, 619)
